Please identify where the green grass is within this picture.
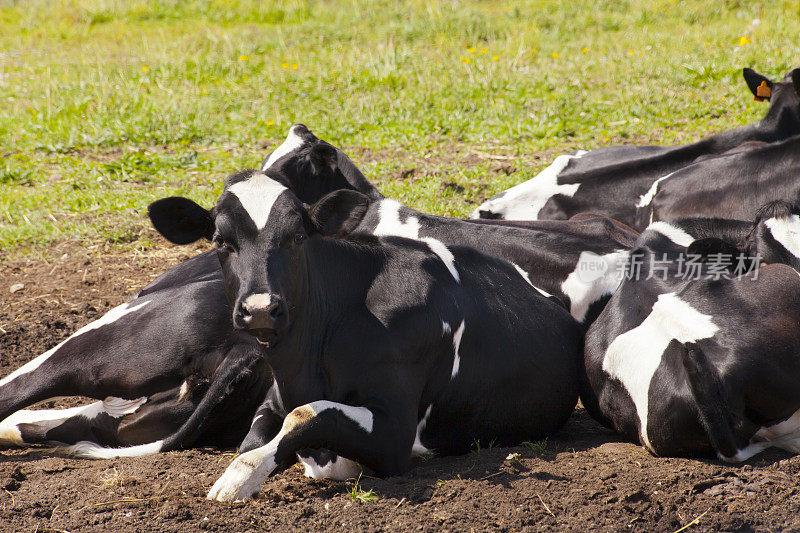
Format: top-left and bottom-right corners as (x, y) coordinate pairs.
(347, 474), (378, 503)
(2, 0), (799, 253)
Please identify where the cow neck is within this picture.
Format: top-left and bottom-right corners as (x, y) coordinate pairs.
(757, 97), (800, 140)
(263, 234), (385, 383)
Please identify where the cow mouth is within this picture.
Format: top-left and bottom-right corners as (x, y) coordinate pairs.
(250, 328), (280, 348)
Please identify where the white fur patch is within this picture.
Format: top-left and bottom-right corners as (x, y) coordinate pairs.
(243, 293), (272, 310)
(469, 150), (587, 220)
(373, 199), (420, 238)
(423, 238), (460, 283)
(646, 221), (695, 248)
(299, 454), (363, 480)
(719, 407), (800, 461)
(412, 404), (433, 456)
(309, 401), (374, 433)
(261, 125), (306, 170)
(228, 173), (287, 230)
(560, 250), (629, 322)
(65, 439), (165, 459)
(602, 292), (718, 451)
(636, 172), (675, 208)
(512, 262), (552, 297)
(450, 320), (466, 379)
(764, 215), (800, 260)
(208, 401), (374, 501)
(0, 397), (138, 446)
(0, 396), (147, 445)
(0, 300), (151, 388)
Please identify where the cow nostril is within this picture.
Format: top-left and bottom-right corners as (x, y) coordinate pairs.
(267, 302), (283, 320)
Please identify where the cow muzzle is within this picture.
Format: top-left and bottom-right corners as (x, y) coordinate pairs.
(234, 293), (288, 346)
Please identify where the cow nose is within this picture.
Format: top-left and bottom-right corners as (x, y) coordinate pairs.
(236, 294), (284, 330)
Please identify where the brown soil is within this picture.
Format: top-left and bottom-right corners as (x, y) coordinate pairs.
(1, 243), (798, 532)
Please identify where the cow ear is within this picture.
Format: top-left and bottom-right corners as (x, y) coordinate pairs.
(309, 142), (338, 172)
(148, 197), (214, 244)
(742, 68), (773, 101)
(791, 69), (800, 96)
(307, 190), (371, 237)
(686, 238), (741, 267)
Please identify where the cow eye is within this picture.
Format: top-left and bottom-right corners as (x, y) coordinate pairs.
(213, 234), (235, 254)
(293, 232), (306, 245)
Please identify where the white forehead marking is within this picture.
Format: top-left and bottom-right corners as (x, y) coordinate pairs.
(228, 174), (287, 230)
(765, 215), (800, 259)
(262, 126), (306, 170)
(469, 150), (587, 220)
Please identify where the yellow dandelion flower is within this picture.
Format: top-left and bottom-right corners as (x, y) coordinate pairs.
(603, 137), (610, 142)
(239, 55), (248, 61)
(581, 47), (588, 53)
(350, 68), (355, 73)
(468, 47), (476, 54)
(627, 49), (634, 55)
(461, 56), (471, 64)
(435, 61), (441, 66)
(738, 36), (751, 46)
(480, 48), (488, 54)
(266, 121), (275, 126)
(600, 50), (606, 54)
(704, 42), (709, 47)
(776, 48), (782, 53)
(640, 53), (645, 58)
(721, 96), (726, 101)
(491, 55), (499, 61)
(291, 64), (298, 70)
(281, 63), (289, 69)
(532, 49), (538, 55)
(551, 52), (559, 58)
(141, 66), (149, 72)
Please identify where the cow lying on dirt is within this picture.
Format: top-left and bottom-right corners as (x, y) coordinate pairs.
(145, 169), (583, 502)
(0, 125), (628, 464)
(0, 126), (377, 458)
(471, 67), (800, 228)
(581, 203), (800, 460)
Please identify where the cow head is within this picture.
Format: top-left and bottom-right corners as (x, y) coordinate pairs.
(148, 169), (372, 346)
(260, 124), (382, 202)
(746, 200), (800, 271)
(743, 67), (800, 109)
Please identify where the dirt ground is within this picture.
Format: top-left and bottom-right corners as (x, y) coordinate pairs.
(1, 240), (799, 532)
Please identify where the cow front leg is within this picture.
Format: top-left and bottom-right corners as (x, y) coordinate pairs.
(207, 400), (413, 502)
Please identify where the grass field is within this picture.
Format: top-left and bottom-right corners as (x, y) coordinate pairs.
(1, 0), (799, 255)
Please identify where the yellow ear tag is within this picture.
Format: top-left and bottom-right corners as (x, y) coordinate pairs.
(755, 80), (771, 101)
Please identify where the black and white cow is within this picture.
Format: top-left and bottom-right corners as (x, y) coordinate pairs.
(581, 212), (800, 460)
(635, 132), (800, 227)
(145, 169), (582, 501)
(156, 126), (639, 325)
(0, 125), (379, 461)
(472, 67), (800, 227)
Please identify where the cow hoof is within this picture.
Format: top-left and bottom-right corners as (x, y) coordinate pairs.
(207, 455), (268, 502)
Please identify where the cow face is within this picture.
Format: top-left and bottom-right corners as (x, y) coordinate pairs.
(261, 124), (379, 203)
(148, 170), (372, 346)
(743, 67), (800, 106)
